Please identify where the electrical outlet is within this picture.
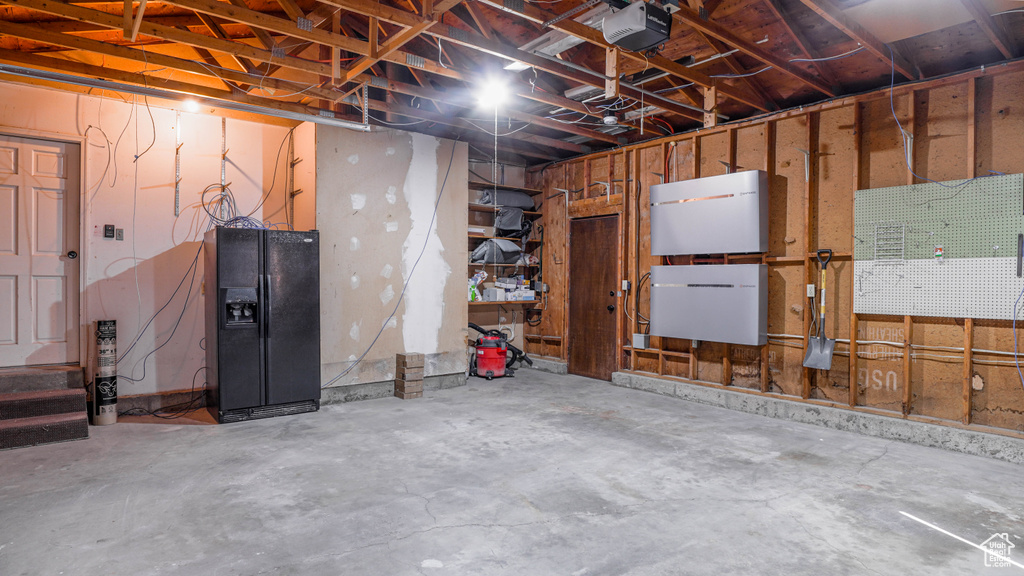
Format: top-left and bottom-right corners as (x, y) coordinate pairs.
(807, 284), (816, 298)
(115, 228), (124, 241)
(622, 279), (631, 291)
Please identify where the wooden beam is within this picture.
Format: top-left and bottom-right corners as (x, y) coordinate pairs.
(332, 10), (341, 86)
(0, 20), (346, 103)
(122, 0), (133, 37)
(762, 0), (842, 92)
(158, 0), (367, 54)
(464, 1), (496, 40)
(703, 84), (717, 128)
(368, 17), (379, 58)
(796, 0), (920, 80)
(194, 12), (260, 74)
(473, 0), (770, 111)
(427, 23), (706, 121)
(671, 4), (835, 97)
(3, 0), (332, 77)
(604, 46), (619, 99)
(902, 315), (913, 415)
(128, 0), (148, 43)
(0, 47), (353, 120)
(316, 0), (426, 28)
(962, 318), (974, 424)
(696, 31), (775, 110)
(275, 0), (305, 22)
(225, 0), (278, 50)
(959, 0), (1017, 59)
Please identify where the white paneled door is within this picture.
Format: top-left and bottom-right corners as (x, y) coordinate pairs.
(0, 135), (80, 367)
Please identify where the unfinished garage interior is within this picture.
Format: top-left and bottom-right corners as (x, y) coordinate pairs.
(1, 0), (1024, 572)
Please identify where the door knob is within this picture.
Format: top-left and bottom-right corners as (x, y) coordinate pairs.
(607, 304), (615, 312)
(67, 250), (78, 259)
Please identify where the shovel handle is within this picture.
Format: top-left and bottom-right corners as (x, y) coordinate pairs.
(816, 249), (833, 267)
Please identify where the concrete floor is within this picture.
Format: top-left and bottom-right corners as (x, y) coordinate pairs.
(1, 370), (1023, 575)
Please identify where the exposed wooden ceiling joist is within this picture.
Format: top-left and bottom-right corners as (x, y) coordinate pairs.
(671, 4), (835, 97)
(473, 0), (770, 111)
(958, 0), (1017, 60)
(796, 0), (920, 80)
(761, 0), (842, 93)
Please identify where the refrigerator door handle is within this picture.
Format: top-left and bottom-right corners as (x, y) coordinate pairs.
(264, 274), (272, 334)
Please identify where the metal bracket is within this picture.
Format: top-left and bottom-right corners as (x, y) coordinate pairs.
(795, 148), (810, 182)
(296, 16), (312, 31)
(718, 160), (733, 174)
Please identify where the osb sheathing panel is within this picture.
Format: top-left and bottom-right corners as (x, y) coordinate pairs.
(531, 67), (1024, 436)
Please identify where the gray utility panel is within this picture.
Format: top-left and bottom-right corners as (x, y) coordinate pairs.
(651, 170), (769, 255)
(650, 264), (767, 346)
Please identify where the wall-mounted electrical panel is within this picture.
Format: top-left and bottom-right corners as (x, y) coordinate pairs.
(649, 264), (767, 346)
(650, 170), (769, 255)
(853, 173), (1024, 320)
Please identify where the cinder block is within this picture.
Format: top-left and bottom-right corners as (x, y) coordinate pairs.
(396, 353), (424, 368)
(394, 390), (422, 400)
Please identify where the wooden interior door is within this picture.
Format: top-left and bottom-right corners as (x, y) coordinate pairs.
(0, 135), (81, 367)
(568, 215), (619, 380)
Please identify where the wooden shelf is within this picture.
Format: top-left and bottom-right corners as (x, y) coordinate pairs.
(469, 181), (544, 197)
(469, 300), (539, 306)
(468, 203), (540, 216)
(468, 234), (541, 244)
(468, 262), (539, 268)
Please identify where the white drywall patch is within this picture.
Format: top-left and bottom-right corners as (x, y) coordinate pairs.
(381, 264), (393, 279)
(383, 316), (397, 329)
(350, 274), (360, 289)
(350, 194), (366, 210)
(385, 221), (399, 233)
(350, 237), (360, 251)
(386, 147), (396, 156)
(347, 154), (359, 165)
(349, 322), (360, 341)
(386, 185), (397, 204)
(401, 133), (450, 354)
(380, 284), (395, 304)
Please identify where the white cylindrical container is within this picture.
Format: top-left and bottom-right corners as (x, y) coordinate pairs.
(93, 320), (117, 426)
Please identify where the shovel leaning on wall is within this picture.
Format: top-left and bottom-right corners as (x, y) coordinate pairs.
(803, 249), (836, 370)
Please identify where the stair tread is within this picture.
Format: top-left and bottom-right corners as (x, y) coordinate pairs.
(0, 412), (88, 428)
(0, 365), (85, 393)
(0, 388), (86, 402)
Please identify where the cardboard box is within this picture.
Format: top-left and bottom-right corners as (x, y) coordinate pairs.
(482, 287), (506, 302)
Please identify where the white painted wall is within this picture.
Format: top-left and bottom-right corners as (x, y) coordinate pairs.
(0, 80), (299, 396)
(317, 127), (468, 386)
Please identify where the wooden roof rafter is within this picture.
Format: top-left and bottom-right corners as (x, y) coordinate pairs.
(795, 0), (920, 80)
(958, 0), (1017, 60)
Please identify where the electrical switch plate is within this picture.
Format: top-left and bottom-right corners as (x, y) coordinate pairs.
(807, 284), (816, 298)
(103, 224), (115, 239)
(115, 228), (124, 241)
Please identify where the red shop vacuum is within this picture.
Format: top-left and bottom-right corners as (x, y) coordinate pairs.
(469, 323), (532, 379)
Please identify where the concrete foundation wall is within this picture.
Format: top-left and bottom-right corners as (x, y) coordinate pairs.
(612, 371), (1024, 465)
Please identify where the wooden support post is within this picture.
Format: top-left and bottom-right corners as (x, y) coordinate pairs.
(689, 343), (697, 380)
(801, 113), (818, 400)
(369, 17), (379, 59)
(617, 150), (629, 373)
(561, 163), (570, 361)
(605, 47), (620, 99)
(962, 318), (974, 424)
(907, 90), (916, 185)
(723, 344), (732, 385)
(123, 0), (133, 36)
(129, 0), (147, 42)
(761, 121), (775, 394)
(902, 315), (913, 416)
(331, 11), (341, 86)
(583, 158), (592, 200)
(967, 77), (977, 178)
(849, 103), (862, 407)
(692, 136), (701, 179)
(703, 84), (718, 128)
(727, 127), (736, 172)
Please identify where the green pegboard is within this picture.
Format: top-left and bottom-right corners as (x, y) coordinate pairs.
(854, 174), (1024, 261)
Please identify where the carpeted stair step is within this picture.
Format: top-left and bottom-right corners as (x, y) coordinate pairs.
(0, 366), (84, 393)
(0, 389), (87, 420)
(0, 413), (89, 451)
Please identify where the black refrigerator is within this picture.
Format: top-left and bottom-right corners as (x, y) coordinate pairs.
(203, 227), (321, 423)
